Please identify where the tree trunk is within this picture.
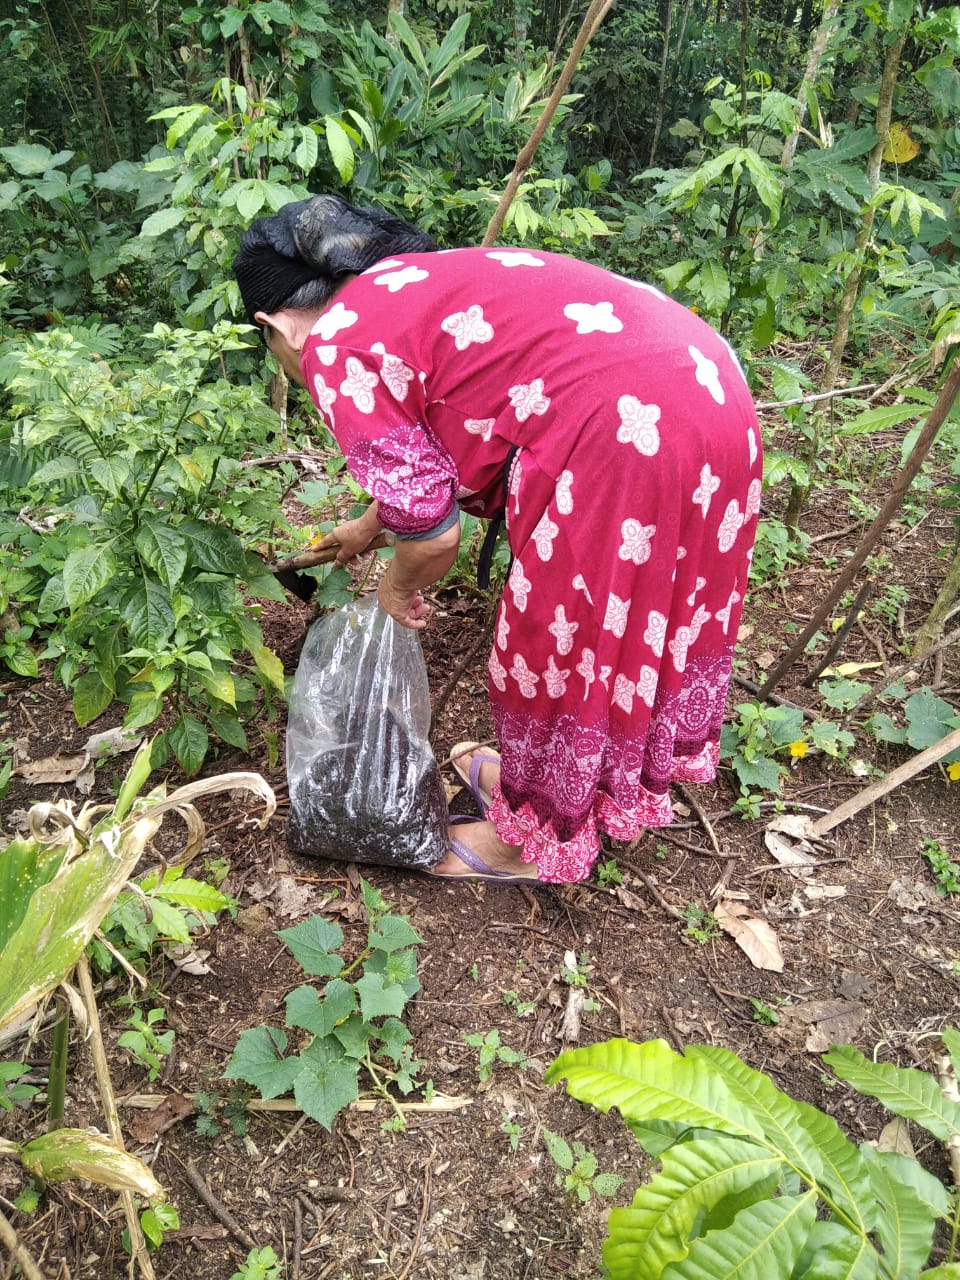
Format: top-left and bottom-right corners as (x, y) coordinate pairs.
(781, 0), (840, 169)
(913, 530), (960, 657)
(648, 0), (675, 166)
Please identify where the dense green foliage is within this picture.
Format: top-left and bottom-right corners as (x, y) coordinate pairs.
(1, 1), (959, 771)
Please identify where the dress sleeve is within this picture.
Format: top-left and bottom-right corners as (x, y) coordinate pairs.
(301, 339), (459, 537)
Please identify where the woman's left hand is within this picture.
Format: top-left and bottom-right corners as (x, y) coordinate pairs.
(378, 570), (431, 630)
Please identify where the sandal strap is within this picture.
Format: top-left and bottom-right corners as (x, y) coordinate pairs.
(449, 835), (512, 878)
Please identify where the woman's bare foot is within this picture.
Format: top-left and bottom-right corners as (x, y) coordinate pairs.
(453, 743), (502, 809)
(430, 820), (537, 880)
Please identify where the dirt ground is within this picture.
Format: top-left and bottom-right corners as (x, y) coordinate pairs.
(1, 473), (959, 1280)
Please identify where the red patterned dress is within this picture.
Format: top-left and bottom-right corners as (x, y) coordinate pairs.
(299, 248), (762, 883)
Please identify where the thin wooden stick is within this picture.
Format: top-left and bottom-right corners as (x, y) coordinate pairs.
(481, 0), (614, 247)
(76, 956), (155, 1280)
(0, 1206), (45, 1280)
(754, 381), (878, 411)
(184, 1162), (256, 1252)
(811, 725), (960, 836)
(759, 360), (960, 699)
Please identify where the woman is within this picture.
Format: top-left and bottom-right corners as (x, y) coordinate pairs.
(234, 195), (762, 885)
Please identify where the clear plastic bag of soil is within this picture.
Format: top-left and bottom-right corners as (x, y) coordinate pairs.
(285, 596), (448, 870)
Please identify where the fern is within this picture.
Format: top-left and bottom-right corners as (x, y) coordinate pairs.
(546, 1036), (960, 1280)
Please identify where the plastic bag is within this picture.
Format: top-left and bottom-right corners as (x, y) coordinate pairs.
(285, 596), (448, 870)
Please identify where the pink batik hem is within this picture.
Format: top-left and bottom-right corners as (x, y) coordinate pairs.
(487, 742), (721, 884)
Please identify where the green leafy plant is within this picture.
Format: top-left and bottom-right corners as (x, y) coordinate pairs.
(546, 1033), (960, 1279)
(229, 1245), (283, 1280)
(682, 903), (721, 945)
(194, 1074), (250, 1139)
(117, 1008), (175, 1081)
(597, 857), (624, 888)
(0, 1061), (39, 1112)
(463, 1028), (528, 1083)
(224, 881), (426, 1131)
(502, 1113), (522, 1151)
(920, 838), (960, 898)
(130, 1201), (180, 1254)
(542, 1127), (624, 1204)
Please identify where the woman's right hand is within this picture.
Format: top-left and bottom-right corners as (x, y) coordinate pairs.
(312, 506), (385, 565)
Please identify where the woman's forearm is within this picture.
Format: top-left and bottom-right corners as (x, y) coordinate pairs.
(388, 522), (461, 593)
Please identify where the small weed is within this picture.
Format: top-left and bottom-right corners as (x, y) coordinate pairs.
(13, 1180), (42, 1214)
(464, 1028), (528, 1082)
(501, 1113), (522, 1150)
(682, 903), (720, 944)
(541, 1128), (624, 1203)
(195, 1076), (251, 1139)
(117, 1007), (174, 1081)
(230, 1246), (283, 1280)
(138, 1203), (180, 1253)
(596, 858), (623, 887)
(0, 1062), (39, 1112)
(654, 842), (670, 861)
(750, 997), (780, 1025)
(920, 838), (960, 897)
(469, 962), (479, 981)
(503, 989), (537, 1017)
(560, 951), (592, 988)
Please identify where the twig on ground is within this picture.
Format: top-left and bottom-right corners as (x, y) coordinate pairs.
(844, 623), (960, 722)
(184, 1161), (257, 1252)
(754, 382), (878, 410)
(395, 1162), (432, 1280)
(291, 1196), (302, 1280)
(75, 956), (155, 1280)
(800, 577), (872, 686)
(675, 783), (724, 857)
(732, 675), (816, 719)
(0, 1207), (45, 1280)
(619, 858), (685, 922)
(655, 831), (739, 859)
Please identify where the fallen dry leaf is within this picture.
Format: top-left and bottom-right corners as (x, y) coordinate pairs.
(888, 875), (939, 912)
(13, 754), (86, 784)
(126, 1093), (195, 1143)
(802, 884), (846, 900)
(163, 943), (212, 976)
(714, 900), (784, 972)
(614, 884), (646, 911)
(785, 998), (866, 1053)
(877, 1117), (915, 1157)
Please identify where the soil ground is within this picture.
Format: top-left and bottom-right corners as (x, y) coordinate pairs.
(1, 467), (959, 1280)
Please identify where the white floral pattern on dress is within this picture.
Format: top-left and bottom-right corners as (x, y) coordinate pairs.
(489, 647), (507, 692)
(314, 345), (337, 366)
(603, 592), (631, 638)
(556, 471), (574, 515)
(577, 647), (596, 699)
(668, 625), (691, 674)
(509, 560), (532, 612)
(644, 609), (667, 657)
(748, 427), (758, 465)
(717, 499), (744, 552)
(340, 357), (379, 414)
(314, 301), (358, 341)
(745, 476), (762, 519)
(563, 301), (623, 335)
(613, 673), (635, 713)
(637, 665), (658, 707)
(689, 345), (725, 405)
(509, 379), (551, 422)
(486, 251), (545, 268)
(548, 604), (578, 655)
(465, 417), (496, 442)
(497, 608), (510, 651)
(688, 603), (711, 645)
(532, 511), (559, 560)
(692, 463), (721, 517)
(373, 265), (429, 292)
(544, 655), (569, 699)
(686, 576), (707, 607)
(363, 258), (403, 273)
(616, 395), (661, 455)
(312, 374), (337, 417)
(619, 518), (656, 565)
(369, 343), (415, 402)
(572, 573), (593, 606)
(715, 588), (741, 634)
(510, 653), (539, 699)
(441, 304), (494, 350)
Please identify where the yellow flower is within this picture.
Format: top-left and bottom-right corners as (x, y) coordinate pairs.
(948, 761), (960, 782)
(788, 741), (809, 758)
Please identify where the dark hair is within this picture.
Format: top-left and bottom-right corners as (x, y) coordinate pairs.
(232, 194), (438, 324)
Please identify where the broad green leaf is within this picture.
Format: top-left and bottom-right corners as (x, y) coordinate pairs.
(293, 126), (319, 173)
(293, 1038), (360, 1130)
(63, 544), (116, 610)
(235, 179), (267, 221)
(0, 839), (62, 953)
(146, 897), (193, 943)
(120, 577), (175, 647)
(0, 804), (160, 1029)
(904, 688), (958, 751)
(208, 712), (248, 750)
(284, 980), (357, 1039)
(88, 456), (131, 499)
(21, 1129), (163, 1197)
(237, 615), (285, 693)
(699, 259), (731, 313)
(743, 149), (782, 223)
(223, 1026), (301, 1100)
(155, 878), (231, 914)
(374, 1016), (413, 1065)
(356, 970), (410, 1022)
(140, 206), (187, 237)
(198, 669), (237, 709)
(824, 1045), (960, 1141)
(661, 1190), (817, 1279)
(861, 1146), (940, 1276)
(123, 690), (164, 733)
(546, 1039), (765, 1141)
(368, 915), (423, 955)
(793, 1220), (881, 1279)
(73, 669), (115, 727)
(689, 1046), (825, 1189)
(543, 1127), (574, 1169)
(790, 1096), (875, 1235)
(0, 144), (73, 175)
(135, 519), (188, 590)
(919, 1268), (960, 1279)
(942, 1029), (960, 1077)
(278, 917), (344, 977)
(168, 715), (208, 776)
(605, 1137), (782, 1280)
(839, 403), (923, 436)
(324, 117), (355, 183)
(181, 520), (247, 575)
